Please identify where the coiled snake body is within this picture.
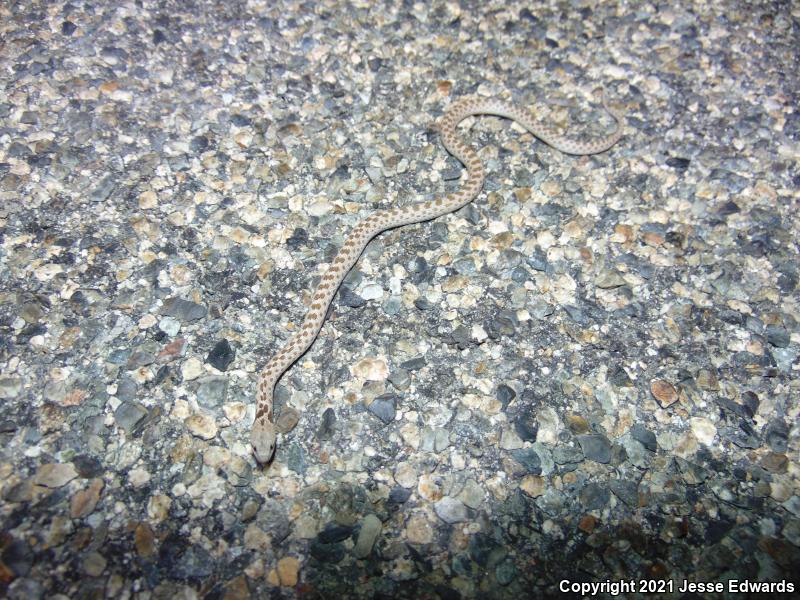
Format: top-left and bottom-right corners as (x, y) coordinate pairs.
(250, 93), (623, 464)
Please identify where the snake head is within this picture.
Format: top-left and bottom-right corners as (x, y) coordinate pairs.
(250, 417), (277, 465)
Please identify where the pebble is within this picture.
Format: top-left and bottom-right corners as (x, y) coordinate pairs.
(195, 376), (228, 408)
(70, 479), (104, 518)
(519, 475), (545, 498)
(650, 379), (678, 407)
(353, 514), (381, 558)
(33, 463), (78, 488)
(184, 413), (218, 440)
(368, 394), (396, 423)
(206, 339), (235, 370)
(576, 434), (612, 464)
(434, 497), (468, 523)
(276, 556), (300, 586)
(114, 401), (148, 434)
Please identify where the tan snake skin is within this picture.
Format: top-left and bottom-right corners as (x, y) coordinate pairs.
(250, 92), (624, 464)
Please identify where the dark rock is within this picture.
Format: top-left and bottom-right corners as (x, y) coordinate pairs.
(368, 394), (396, 424)
(309, 540), (345, 563)
(161, 297), (207, 321)
(388, 487), (411, 506)
(496, 384), (516, 409)
(316, 407), (336, 440)
(576, 434), (612, 463)
(579, 482), (610, 510)
(114, 401), (148, 435)
(318, 523), (353, 544)
(510, 448), (541, 474)
(609, 479), (639, 507)
(630, 424), (657, 452)
(206, 339), (234, 370)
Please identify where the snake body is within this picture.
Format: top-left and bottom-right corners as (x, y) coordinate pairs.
(250, 93), (623, 464)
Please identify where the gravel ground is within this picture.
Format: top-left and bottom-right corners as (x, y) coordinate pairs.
(1, 0), (799, 598)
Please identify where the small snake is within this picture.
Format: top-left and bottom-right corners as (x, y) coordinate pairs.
(250, 92), (623, 464)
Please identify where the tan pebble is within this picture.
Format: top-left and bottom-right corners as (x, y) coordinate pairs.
(689, 417), (716, 445)
(394, 462), (417, 488)
(566, 414), (591, 434)
(405, 512), (433, 544)
(650, 379), (678, 407)
(351, 358), (389, 381)
(134, 522), (156, 557)
(244, 523), (271, 551)
(275, 407), (300, 433)
(181, 357), (204, 380)
(696, 368), (720, 391)
(70, 478), (104, 519)
(147, 494), (172, 523)
(184, 413), (218, 440)
(520, 475), (545, 498)
(34, 462), (78, 488)
(276, 556), (300, 586)
(417, 473), (443, 502)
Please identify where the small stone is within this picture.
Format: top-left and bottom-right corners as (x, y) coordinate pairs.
(368, 394), (396, 423)
(134, 523), (156, 557)
(650, 379), (678, 407)
(207, 339), (235, 370)
(388, 487), (412, 507)
(608, 479), (639, 507)
(696, 369), (720, 391)
(457, 479), (485, 509)
(495, 559), (517, 585)
(520, 475), (545, 498)
(70, 479), (104, 518)
(576, 434), (612, 463)
(83, 551), (106, 576)
(318, 523), (353, 544)
(566, 414), (591, 434)
(394, 463), (417, 488)
(417, 473), (444, 502)
(353, 514), (381, 558)
(275, 407), (300, 433)
(630, 424), (657, 452)
(352, 357), (389, 380)
(0, 376), (23, 399)
(405, 512), (433, 544)
(578, 482), (611, 510)
(765, 325), (790, 348)
(114, 401), (148, 435)
(500, 427), (523, 450)
(147, 494), (172, 523)
(195, 376), (228, 408)
(434, 497), (468, 523)
(276, 556), (300, 586)
(690, 417), (717, 445)
(184, 413), (218, 440)
(578, 514), (597, 533)
(510, 448), (542, 474)
(595, 268), (626, 289)
(316, 407), (336, 439)
(33, 463), (78, 488)
(181, 357), (204, 380)
(434, 428), (450, 452)
(161, 297), (207, 321)
(496, 384), (516, 408)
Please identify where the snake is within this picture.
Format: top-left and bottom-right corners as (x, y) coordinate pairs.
(250, 91), (624, 464)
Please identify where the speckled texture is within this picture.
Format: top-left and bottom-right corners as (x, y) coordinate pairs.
(1, 1), (799, 598)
